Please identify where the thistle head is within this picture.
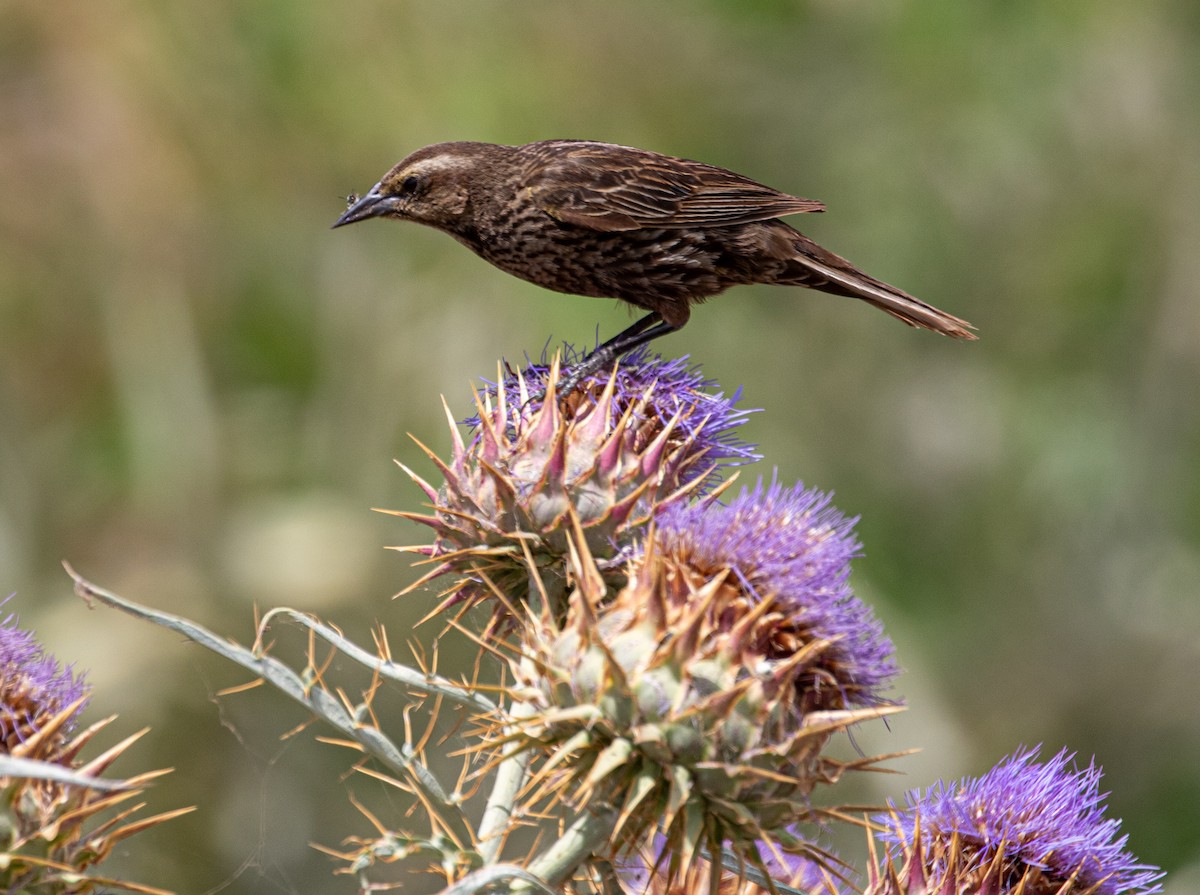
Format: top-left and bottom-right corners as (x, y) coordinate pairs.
(653, 477), (897, 708)
(490, 346), (761, 490)
(0, 608), (89, 760)
(496, 481), (900, 880)
(0, 606), (191, 893)
(393, 349), (757, 621)
(873, 747), (1164, 895)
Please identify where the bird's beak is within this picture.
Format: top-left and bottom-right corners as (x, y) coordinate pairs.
(331, 186), (396, 228)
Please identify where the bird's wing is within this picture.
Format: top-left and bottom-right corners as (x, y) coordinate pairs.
(523, 141), (825, 232)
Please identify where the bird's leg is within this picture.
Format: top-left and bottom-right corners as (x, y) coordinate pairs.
(557, 312), (679, 395)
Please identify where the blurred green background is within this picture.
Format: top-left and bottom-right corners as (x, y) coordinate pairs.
(3, 2), (1198, 892)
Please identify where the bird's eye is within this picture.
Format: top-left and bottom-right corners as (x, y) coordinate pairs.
(397, 175), (420, 196)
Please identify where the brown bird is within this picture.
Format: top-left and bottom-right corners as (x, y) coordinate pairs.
(333, 140), (975, 383)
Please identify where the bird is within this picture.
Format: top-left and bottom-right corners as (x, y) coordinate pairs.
(333, 140), (975, 385)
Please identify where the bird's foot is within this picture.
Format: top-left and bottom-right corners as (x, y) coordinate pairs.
(519, 352), (611, 413)
(521, 313), (678, 410)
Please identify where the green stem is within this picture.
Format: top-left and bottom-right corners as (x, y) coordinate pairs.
(476, 701), (535, 863)
(439, 864), (556, 895)
(260, 607), (493, 714)
(526, 802), (619, 889)
(65, 564), (474, 847)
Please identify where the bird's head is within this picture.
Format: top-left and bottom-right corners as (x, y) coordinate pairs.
(333, 142), (499, 231)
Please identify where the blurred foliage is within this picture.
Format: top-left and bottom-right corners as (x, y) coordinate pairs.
(1, 1), (1197, 893)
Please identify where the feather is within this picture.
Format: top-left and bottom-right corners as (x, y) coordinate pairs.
(523, 140), (825, 232)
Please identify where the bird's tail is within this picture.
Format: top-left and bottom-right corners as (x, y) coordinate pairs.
(782, 232), (977, 340)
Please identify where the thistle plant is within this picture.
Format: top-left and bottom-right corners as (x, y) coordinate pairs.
(0, 608), (191, 895)
(65, 348), (1165, 895)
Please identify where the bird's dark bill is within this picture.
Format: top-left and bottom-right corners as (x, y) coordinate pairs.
(332, 192), (388, 228)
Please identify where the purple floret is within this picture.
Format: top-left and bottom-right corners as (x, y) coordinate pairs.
(881, 747), (1164, 895)
(655, 478), (898, 703)
(1, 608), (90, 746)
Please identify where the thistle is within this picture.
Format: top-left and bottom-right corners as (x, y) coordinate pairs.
(871, 747), (1164, 895)
(1, 609), (192, 894)
(654, 478), (897, 708)
(1, 611), (88, 758)
(392, 349), (757, 619)
(57, 341), (1168, 895)
(494, 479), (902, 886)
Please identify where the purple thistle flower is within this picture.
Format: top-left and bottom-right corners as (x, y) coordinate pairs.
(1, 607), (90, 752)
(880, 747), (1164, 895)
(655, 478), (898, 704)
(474, 344), (761, 489)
